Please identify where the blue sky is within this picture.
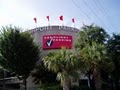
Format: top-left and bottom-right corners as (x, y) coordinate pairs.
(0, 0), (120, 34)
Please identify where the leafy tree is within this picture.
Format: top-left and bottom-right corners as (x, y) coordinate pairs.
(107, 33), (120, 90)
(75, 24), (112, 90)
(75, 24), (109, 49)
(43, 47), (84, 90)
(0, 26), (40, 90)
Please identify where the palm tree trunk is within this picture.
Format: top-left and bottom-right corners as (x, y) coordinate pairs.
(63, 79), (69, 90)
(93, 66), (102, 90)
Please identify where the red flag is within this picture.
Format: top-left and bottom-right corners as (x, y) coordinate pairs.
(72, 18), (75, 23)
(59, 15), (63, 21)
(46, 16), (49, 21)
(33, 18), (37, 23)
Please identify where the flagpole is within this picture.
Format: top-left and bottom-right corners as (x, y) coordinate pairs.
(74, 23), (75, 28)
(46, 16), (50, 26)
(72, 18), (75, 28)
(62, 21), (64, 27)
(48, 20), (50, 27)
(34, 21), (37, 34)
(33, 17), (37, 28)
(48, 21), (49, 26)
(35, 22), (37, 28)
(59, 15), (64, 26)
(60, 21), (64, 26)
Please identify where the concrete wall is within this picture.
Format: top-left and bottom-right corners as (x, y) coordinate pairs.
(30, 25), (79, 55)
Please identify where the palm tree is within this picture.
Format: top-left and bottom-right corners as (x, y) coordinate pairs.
(80, 42), (107, 90)
(43, 47), (84, 90)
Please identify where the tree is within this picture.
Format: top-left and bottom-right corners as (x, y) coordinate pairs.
(31, 61), (57, 84)
(80, 42), (107, 90)
(43, 47), (84, 90)
(75, 24), (109, 49)
(0, 26), (40, 90)
(107, 33), (120, 90)
(75, 24), (111, 90)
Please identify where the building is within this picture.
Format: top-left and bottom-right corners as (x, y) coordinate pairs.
(27, 25), (89, 88)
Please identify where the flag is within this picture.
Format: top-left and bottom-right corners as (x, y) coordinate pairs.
(46, 16), (49, 21)
(33, 18), (37, 23)
(72, 18), (75, 23)
(59, 15), (63, 21)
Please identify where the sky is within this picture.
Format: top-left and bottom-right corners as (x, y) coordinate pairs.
(0, 0), (120, 34)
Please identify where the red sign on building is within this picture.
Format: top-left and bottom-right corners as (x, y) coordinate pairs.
(43, 35), (72, 49)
